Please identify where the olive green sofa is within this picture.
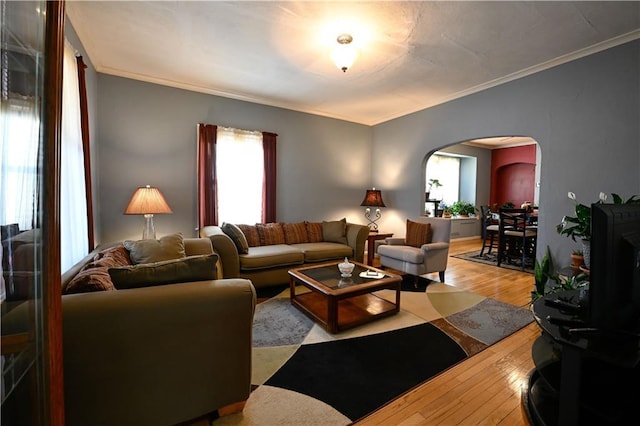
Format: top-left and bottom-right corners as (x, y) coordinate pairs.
(200, 220), (369, 289)
(0, 237), (257, 426)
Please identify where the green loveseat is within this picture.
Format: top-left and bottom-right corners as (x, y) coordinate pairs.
(1, 237), (256, 426)
(200, 220), (369, 289)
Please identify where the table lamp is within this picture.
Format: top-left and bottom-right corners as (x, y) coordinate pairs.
(124, 185), (173, 239)
(360, 188), (386, 232)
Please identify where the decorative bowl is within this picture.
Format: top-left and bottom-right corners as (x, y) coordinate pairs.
(338, 257), (355, 277)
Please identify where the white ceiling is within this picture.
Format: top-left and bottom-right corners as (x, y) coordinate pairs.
(66, 1), (640, 127)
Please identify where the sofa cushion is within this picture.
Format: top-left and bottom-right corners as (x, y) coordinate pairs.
(239, 245), (304, 270)
(93, 244), (132, 265)
(282, 222), (309, 244)
(237, 224), (261, 247)
(406, 219), (433, 248)
(305, 222), (323, 243)
(221, 222), (249, 254)
(322, 218), (348, 244)
(291, 242), (353, 263)
(124, 233), (186, 264)
(63, 245), (132, 294)
(256, 223), (285, 245)
(108, 254), (218, 290)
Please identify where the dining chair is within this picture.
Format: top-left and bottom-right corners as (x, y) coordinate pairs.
(480, 205), (499, 256)
(497, 208), (537, 270)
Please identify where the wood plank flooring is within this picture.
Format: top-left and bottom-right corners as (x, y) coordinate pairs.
(355, 237), (537, 426)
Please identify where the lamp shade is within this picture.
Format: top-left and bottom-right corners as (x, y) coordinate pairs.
(124, 185), (173, 215)
(360, 188), (386, 208)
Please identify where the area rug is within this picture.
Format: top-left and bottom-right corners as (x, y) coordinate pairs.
(214, 283), (533, 425)
(452, 250), (534, 274)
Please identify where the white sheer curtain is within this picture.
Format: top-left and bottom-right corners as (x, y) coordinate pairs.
(0, 97), (39, 230)
(60, 40), (88, 272)
(426, 154), (460, 206)
(216, 126), (264, 224)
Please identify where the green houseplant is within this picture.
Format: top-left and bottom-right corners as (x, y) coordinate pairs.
(532, 246), (588, 302)
(426, 178), (443, 200)
(570, 249), (584, 270)
(556, 191), (639, 268)
(533, 246), (555, 301)
(427, 178), (442, 191)
(450, 201), (476, 217)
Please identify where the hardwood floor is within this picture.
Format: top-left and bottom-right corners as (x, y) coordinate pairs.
(355, 237), (537, 426)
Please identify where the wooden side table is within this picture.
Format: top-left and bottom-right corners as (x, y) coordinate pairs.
(366, 232), (393, 265)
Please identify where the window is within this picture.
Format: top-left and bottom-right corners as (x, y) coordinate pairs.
(60, 40), (89, 272)
(216, 127), (264, 224)
(426, 153), (460, 206)
(0, 99), (39, 230)
(197, 124), (277, 228)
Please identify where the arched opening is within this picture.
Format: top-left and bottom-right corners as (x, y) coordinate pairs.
(424, 136), (540, 219)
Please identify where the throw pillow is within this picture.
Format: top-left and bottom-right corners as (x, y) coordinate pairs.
(221, 222), (249, 254)
(322, 218), (348, 244)
(237, 224), (261, 247)
(256, 223), (285, 245)
(63, 245), (132, 294)
(108, 254), (218, 290)
(282, 222), (309, 244)
(305, 222), (323, 243)
(405, 219), (433, 248)
(123, 233), (186, 264)
(63, 266), (116, 294)
(93, 244), (132, 265)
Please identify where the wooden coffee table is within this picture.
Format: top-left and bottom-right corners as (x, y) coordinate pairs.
(288, 261), (402, 333)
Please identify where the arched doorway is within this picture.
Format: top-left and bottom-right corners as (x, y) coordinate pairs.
(424, 136), (540, 216)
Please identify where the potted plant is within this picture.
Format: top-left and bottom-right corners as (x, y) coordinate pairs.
(570, 249), (584, 270)
(450, 201), (476, 217)
(426, 178), (443, 200)
(532, 246), (555, 302)
(440, 203), (452, 218)
(501, 201), (515, 209)
(556, 191), (639, 269)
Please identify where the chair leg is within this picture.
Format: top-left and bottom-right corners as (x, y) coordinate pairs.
(488, 233), (496, 254)
(439, 271), (445, 282)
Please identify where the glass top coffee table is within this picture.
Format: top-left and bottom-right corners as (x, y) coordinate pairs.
(288, 261), (402, 333)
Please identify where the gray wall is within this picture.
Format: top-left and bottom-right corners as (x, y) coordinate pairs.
(77, 16), (638, 267)
(372, 39), (640, 263)
(96, 76), (372, 242)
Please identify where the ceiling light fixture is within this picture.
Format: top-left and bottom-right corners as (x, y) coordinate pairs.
(331, 33), (358, 72)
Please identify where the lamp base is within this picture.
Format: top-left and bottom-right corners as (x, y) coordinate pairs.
(142, 214), (156, 240)
(364, 208), (381, 232)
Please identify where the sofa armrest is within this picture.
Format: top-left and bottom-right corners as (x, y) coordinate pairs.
(61, 279), (256, 426)
(345, 223), (369, 263)
(200, 225), (240, 278)
(421, 242), (450, 272)
(421, 241), (449, 252)
(384, 237), (407, 245)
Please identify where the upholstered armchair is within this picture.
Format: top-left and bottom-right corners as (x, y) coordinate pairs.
(377, 217), (452, 283)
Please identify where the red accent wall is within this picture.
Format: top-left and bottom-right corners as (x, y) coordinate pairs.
(490, 145), (536, 209)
